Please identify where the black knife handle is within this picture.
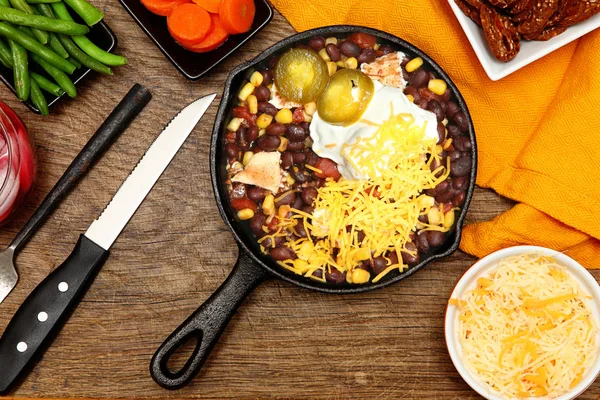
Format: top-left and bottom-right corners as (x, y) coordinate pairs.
(0, 234), (108, 394)
(9, 84), (152, 253)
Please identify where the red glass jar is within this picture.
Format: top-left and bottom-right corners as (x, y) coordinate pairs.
(0, 102), (36, 224)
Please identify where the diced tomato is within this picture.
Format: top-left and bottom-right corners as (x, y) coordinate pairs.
(364, 186), (381, 199)
(233, 106), (257, 127)
(314, 158), (341, 180)
(348, 32), (376, 49)
(231, 197), (257, 212)
(292, 107), (305, 123)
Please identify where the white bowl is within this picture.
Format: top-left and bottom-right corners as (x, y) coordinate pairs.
(445, 245), (600, 400)
(446, 2), (600, 81)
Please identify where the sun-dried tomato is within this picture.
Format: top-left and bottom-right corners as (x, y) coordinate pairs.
(455, 0), (482, 26)
(517, 0), (558, 36)
(481, 5), (521, 62)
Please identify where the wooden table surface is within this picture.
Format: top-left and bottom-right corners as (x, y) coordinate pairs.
(1, 3), (599, 399)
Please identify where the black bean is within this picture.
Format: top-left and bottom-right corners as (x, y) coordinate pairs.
(286, 123), (308, 141)
(302, 205), (315, 215)
(436, 122), (446, 145)
(256, 135), (280, 151)
(248, 187), (267, 202)
(268, 56), (279, 70)
(308, 36), (326, 51)
(326, 268), (346, 284)
(429, 100), (444, 122)
(435, 189), (456, 203)
(254, 85), (271, 102)
(453, 111), (469, 132)
(292, 152), (307, 164)
(292, 195), (304, 210)
(428, 231), (445, 247)
(249, 212), (267, 237)
(451, 156), (472, 177)
(290, 166), (308, 183)
(258, 102), (278, 116)
(226, 143), (239, 160)
(275, 191), (296, 206)
(261, 70), (273, 86)
(402, 242), (419, 265)
(287, 141), (305, 151)
(270, 246), (297, 261)
(266, 123), (286, 136)
(430, 157), (443, 177)
(326, 43), (341, 62)
(453, 136), (472, 152)
(301, 187), (318, 206)
(434, 180), (450, 196)
(427, 71), (436, 81)
(453, 192), (466, 207)
(305, 151), (320, 166)
(381, 45), (394, 55)
(357, 48), (377, 64)
(418, 99), (429, 110)
(441, 88), (451, 102)
(448, 150), (461, 162)
(418, 214), (428, 224)
(446, 124), (461, 139)
(415, 232), (430, 253)
(370, 257), (388, 276)
(410, 69), (429, 88)
(452, 176), (467, 191)
(293, 222), (307, 238)
(404, 86), (421, 102)
(281, 151), (293, 169)
(446, 101), (459, 119)
(340, 40), (361, 57)
(247, 125), (258, 142)
(236, 127), (249, 150)
(357, 230), (366, 243)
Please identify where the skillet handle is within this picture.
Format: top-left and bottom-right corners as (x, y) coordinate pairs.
(150, 248), (271, 390)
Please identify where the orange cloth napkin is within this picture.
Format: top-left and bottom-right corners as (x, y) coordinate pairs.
(269, 0), (600, 268)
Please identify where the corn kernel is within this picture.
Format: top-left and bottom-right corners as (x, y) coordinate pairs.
(293, 259), (310, 273)
(336, 60), (346, 68)
(247, 94), (258, 115)
(231, 161), (243, 171)
(237, 208), (255, 220)
(428, 79), (447, 96)
(326, 62), (337, 76)
(242, 151), (253, 166)
(262, 194), (275, 215)
(318, 48), (330, 62)
(238, 82), (255, 101)
(250, 71), (263, 87)
(227, 117), (242, 132)
(373, 44), (380, 51)
(443, 210), (455, 229)
(346, 271), (353, 284)
(298, 241), (314, 260)
(344, 57), (358, 69)
(352, 268), (370, 284)
(427, 207), (442, 225)
(285, 174), (295, 186)
(405, 57), (423, 73)
(304, 102), (317, 116)
(325, 37), (338, 45)
(406, 94), (415, 103)
(442, 118), (449, 126)
(277, 136), (289, 152)
(256, 113), (273, 129)
(258, 128), (266, 137)
(355, 248), (371, 261)
(417, 194), (435, 210)
(275, 108), (293, 124)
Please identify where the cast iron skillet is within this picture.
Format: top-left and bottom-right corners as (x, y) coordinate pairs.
(150, 25), (478, 390)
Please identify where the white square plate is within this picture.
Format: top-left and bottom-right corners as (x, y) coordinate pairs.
(447, 1), (600, 81)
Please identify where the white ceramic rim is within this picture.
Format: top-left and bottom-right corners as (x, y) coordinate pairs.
(445, 245), (600, 400)
(446, 1), (600, 81)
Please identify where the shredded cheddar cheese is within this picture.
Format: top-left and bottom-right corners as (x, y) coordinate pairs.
(452, 253), (598, 399)
(278, 109), (449, 282)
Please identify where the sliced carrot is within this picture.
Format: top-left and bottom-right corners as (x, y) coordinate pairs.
(141, 0), (190, 16)
(167, 3), (212, 47)
(192, 0), (222, 13)
(185, 15), (229, 52)
(218, 0), (255, 34)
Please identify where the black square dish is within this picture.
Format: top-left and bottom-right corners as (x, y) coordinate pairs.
(119, 0), (273, 80)
(0, 21), (117, 114)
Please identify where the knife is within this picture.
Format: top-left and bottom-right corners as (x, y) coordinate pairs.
(0, 93), (216, 394)
(0, 84), (152, 305)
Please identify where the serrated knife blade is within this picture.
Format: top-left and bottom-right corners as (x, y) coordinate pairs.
(0, 93), (215, 394)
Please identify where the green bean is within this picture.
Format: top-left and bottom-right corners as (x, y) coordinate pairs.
(31, 71), (63, 96)
(9, 39), (28, 100)
(50, 2), (126, 66)
(26, 0), (60, 3)
(62, 0), (102, 26)
(0, 22), (75, 73)
(9, 0), (48, 44)
(29, 75), (48, 115)
(0, 0), (8, 7)
(0, 6), (89, 35)
(48, 32), (68, 58)
(67, 54), (79, 68)
(57, 33), (111, 74)
(31, 53), (75, 97)
(0, 37), (13, 67)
